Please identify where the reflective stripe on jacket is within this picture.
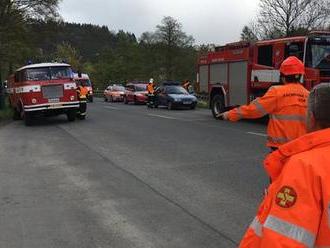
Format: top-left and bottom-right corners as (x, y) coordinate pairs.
(227, 83), (309, 147)
(239, 128), (330, 247)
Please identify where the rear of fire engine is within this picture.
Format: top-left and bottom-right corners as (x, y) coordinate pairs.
(197, 32), (330, 118)
(8, 63), (80, 126)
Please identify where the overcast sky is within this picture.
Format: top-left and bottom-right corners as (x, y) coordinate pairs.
(59, 0), (260, 45)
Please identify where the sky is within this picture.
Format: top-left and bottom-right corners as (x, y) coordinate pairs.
(59, 0), (260, 45)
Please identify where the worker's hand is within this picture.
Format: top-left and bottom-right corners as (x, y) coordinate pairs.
(216, 111), (229, 120)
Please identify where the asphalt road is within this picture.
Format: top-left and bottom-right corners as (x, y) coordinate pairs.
(0, 99), (269, 248)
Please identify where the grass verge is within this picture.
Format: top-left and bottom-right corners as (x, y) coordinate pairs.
(197, 100), (208, 109)
(0, 97), (12, 122)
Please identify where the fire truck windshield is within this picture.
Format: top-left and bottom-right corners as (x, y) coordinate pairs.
(25, 66), (72, 81)
(76, 79), (92, 87)
(306, 37), (330, 71)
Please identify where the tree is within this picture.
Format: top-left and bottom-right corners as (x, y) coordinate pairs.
(255, 0), (330, 38)
(0, 0), (61, 81)
(12, 0), (61, 20)
(55, 42), (82, 71)
(240, 25), (258, 42)
(154, 16), (194, 79)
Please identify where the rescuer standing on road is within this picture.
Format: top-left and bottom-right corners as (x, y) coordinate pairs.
(218, 56), (309, 150)
(147, 78), (155, 108)
(239, 83), (330, 248)
(76, 82), (89, 119)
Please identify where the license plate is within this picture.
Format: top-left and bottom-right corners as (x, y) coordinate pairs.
(48, 98), (60, 103)
(183, 101), (192, 105)
(49, 103), (63, 109)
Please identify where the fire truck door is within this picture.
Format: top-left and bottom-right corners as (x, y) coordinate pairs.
(210, 64), (228, 85)
(199, 65), (208, 93)
(229, 61), (248, 106)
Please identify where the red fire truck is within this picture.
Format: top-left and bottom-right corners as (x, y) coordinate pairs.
(8, 63), (80, 125)
(197, 31), (330, 118)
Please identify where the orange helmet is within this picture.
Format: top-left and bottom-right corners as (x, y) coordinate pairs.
(280, 56), (305, 76)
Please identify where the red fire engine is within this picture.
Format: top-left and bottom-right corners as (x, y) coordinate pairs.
(8, 63), (80, 125)
(197, 31), (330, 118)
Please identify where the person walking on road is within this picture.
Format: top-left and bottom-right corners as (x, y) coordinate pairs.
(218, 56), (309, 150)
(239, 83), (330, 248)
(147, 78), (155, 108)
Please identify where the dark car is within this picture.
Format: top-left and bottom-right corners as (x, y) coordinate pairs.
(154, 85), (197, 110)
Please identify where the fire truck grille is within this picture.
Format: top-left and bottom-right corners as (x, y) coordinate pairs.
(42, 85), (64, 99)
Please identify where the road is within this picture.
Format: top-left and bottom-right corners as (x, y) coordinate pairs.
(0, 99), (269, 248)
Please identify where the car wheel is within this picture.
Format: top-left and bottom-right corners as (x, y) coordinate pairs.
(168, 101), (173, 110)
(211, 95), (225, 119)
(104, 96), (108, 102)
(190, 104), (196, 110)
(124, 97), (128, 104)
(133, 96), (138, 105)
(110, 96), (113, 102)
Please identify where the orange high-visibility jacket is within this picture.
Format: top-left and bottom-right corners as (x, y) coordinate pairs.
(77, 86), (89, 99)
(227, 83), (309, 148)
(147, 83), (155, 94)
(239, 128), (330, 248)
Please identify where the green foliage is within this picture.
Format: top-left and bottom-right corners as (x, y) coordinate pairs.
(2, 11), (197, 91)
(55, 42), (82, 71)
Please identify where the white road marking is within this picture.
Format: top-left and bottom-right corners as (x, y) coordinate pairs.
(104, 106), (119, 110)
(247, 132), (267, 137)
(147, 114), (178, 120)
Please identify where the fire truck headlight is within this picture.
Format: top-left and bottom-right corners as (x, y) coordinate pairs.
(70, 95), (75, 101)
(31, 98), (37, 104)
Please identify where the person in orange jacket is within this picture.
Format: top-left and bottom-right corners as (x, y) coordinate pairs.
(76, 82), (89, 119)
(239, 83), (330, 248)
(218, 56), (309, 150)
(147, 78), (155, 108)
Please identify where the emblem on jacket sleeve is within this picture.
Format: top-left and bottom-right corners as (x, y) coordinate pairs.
(275, 186), (297, 208)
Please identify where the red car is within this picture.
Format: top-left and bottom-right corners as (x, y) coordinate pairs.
(104, 85), (125, 102)
(124, 83), (148, 104)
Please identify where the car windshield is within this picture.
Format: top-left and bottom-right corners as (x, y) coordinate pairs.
(306, 38), (330, 69)
(25, 66), (72, 81)
(135, 85), (147, 91)
(113, 86), (125, 91)
(166, 86), (188, 94)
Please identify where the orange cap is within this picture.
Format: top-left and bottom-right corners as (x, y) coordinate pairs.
(280, 56), (305, 76)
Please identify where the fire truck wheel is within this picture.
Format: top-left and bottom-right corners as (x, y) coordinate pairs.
(211, 95), (225, 118)
(12, 108), (21, 120)
(23, 112), (33, 126)
(67, 110), (76, 122)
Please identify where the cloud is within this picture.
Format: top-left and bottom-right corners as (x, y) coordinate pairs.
(59, 0), (259, 45)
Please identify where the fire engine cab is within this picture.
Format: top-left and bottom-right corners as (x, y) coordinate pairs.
(8, 63), (80, 125)
(197, 32), (330, 118)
